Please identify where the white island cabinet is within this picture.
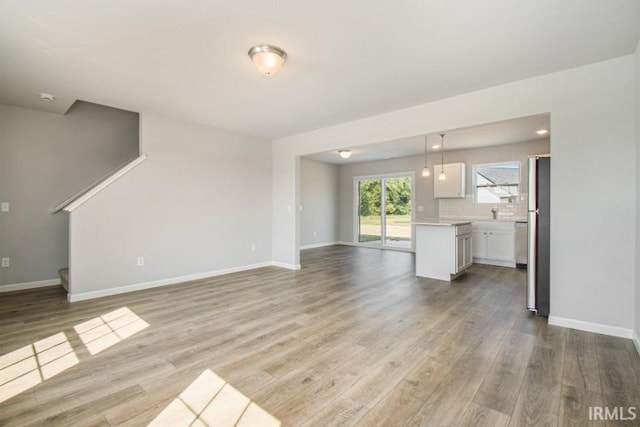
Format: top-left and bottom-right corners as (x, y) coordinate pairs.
(415, 220), (473, 281)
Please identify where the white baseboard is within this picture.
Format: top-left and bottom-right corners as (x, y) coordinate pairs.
(633, 331), (640, 357)
(473, 258), (516, 268)
(0, 278), (61, 293)
(548, 315), (634, 339)
(270, 261), (302, 270)
(68, 262), (273, 302)
(300, 242), (338, 250)
(337, 241), (415, 253)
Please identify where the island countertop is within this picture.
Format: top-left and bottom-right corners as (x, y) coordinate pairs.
(413, 219), (472, 227)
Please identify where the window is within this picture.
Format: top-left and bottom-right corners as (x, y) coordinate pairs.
(474, 161), (520, 204)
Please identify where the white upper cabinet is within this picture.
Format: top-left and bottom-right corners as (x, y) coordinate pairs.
(434, 163), (465, 199)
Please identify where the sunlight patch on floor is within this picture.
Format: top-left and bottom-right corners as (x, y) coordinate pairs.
(0, 332), (78, 403)
(74, 307), (150, 355)
(0, 307), (150, 403)
(148, 369), (280, 427)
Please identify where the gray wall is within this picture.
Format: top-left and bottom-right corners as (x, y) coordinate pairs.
(0, 102), (139, 286)
(300, 159), (338, 247)
(68, 112), (272, 297)
(337, 139), (550, 243)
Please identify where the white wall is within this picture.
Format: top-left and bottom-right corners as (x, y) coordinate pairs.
(337, 140), (549, 243)
(0, 102), (139, 287)
(300, 159), (338, 248)
(68, 112), (272, 299)
(273, 55), (636, 335)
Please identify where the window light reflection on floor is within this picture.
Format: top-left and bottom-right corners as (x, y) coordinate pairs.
(74, 307), (150, 355)
(0, 332), (78, 403)
(148, 369), (280, 427)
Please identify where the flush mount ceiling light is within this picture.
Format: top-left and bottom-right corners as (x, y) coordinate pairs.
(248, 45), (287, 76)
(536, 129), (549, 135)
(39, 93), (55, 102)
(438, 133), (447, 181)
(422, 136), (430, 178)
(339, 150), (352, 159)
(432, 144), (440, 150)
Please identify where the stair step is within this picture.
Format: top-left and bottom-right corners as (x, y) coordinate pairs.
(58, 268), (69, 292)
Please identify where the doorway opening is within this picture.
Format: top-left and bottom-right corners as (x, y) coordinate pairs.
(354, 173), (413, 249)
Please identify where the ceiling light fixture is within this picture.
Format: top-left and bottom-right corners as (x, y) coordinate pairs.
(339, 150), (352, 159)
(422, 136), (431, 177)
(432, 144), (440, 150)
(438, 134), (446, 181)
(40, 93), (55, 102)
(248, 45), (287, 76)
(536, 129), (548, 135)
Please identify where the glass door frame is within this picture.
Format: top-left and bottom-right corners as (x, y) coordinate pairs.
(352, 171), (415, 251)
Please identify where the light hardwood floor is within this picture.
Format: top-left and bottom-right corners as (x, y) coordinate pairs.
(1, 245), (639, 426)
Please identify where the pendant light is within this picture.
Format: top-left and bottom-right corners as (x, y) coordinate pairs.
(438, 133), (446, 181)
(421, 136), (430, 177)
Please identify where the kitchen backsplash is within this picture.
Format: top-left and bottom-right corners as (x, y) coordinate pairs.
(438, 194), (528, 220)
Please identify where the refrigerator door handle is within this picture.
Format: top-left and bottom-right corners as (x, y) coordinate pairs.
(527, 211), (537, 312)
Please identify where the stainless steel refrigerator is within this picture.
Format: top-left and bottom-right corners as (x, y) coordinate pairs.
(527, 155), (550, 316)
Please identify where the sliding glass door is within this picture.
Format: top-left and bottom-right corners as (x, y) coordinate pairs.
(356, 174), (412, 248)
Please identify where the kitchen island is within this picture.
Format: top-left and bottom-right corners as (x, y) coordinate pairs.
(414, 220), (473, 281)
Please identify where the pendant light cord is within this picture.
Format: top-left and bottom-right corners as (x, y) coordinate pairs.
(440, 133), (445, 172)
(424, 136), (428, 167)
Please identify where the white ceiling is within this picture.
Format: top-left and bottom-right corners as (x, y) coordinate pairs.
(304, 114), (550, 164)
(0, 1), (638, 139)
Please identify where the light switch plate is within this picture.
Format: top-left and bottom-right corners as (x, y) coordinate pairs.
(1, 258), (9, 268)
(1, 202), (8, 212)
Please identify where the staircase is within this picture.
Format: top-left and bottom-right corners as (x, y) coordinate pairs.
(58, 268), (69, 291)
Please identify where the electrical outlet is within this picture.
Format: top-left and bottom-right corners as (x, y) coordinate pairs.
(1, 258), (9, 268)
(1, 202), (9, 212)
(137, 256), (144, 267)
(417, 205), (424, 212)
(251, 244), (256, 252)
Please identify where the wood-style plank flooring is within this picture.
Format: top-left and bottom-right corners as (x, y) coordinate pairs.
(1, 245), (639, 426)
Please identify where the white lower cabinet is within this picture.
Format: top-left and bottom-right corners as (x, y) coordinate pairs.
(472, 221), (516, 267)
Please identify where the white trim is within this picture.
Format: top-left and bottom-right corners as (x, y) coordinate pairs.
(61, 154), (148, 212)
(68, 261), (273, 302)
(633, 331), (640, 357)
(337, 241), (415, 253)
(0, 279), (61, 293)
(548, 315), (634, 339)
(300, 241), (338, 250)
(270, 261), (302, 270)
